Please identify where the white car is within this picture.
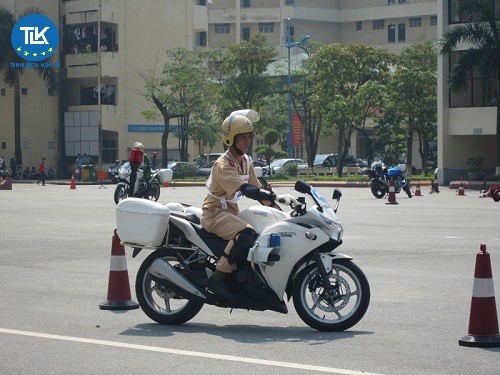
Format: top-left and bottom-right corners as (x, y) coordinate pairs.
(269, 158), (306, 174)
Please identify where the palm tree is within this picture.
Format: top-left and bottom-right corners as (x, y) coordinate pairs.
(439, 0), (500, 176)
(0, 7), (57, 166)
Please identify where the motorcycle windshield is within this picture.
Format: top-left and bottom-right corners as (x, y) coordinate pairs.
(310, 186), (331, 209)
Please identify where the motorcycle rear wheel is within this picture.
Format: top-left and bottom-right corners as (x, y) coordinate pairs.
(403, 184), (412, 198)
(114, 184), (128, 204)
(135, 249), (204, 325)
(146, 182), (161, 201)
(293, 260), (370, 332)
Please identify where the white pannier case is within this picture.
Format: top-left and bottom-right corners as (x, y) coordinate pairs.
(116, 198), (170, 247)
(158, 168), (173, 184)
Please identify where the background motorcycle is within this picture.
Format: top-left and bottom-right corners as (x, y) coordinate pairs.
(116, 181), (370, 332)
(114, 162), (170, 204)
(368, 162), (412, 199)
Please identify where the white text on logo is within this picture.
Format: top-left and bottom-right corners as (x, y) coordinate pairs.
(19, 26), (50, 44)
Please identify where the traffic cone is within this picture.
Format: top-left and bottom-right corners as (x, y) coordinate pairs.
(385, 178), (398, 205)
(99, 229), (139, 311)
(459, 243), (500, 347)
(414, 183), (422, 197)
(70, 174), (76, 190)
(456, 178), (466, 196)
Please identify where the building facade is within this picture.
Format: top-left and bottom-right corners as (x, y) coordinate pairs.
(0, 0), (440, 177)
(437, 0), (498, 184)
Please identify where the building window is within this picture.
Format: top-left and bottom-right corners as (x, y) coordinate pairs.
(48, 88), (55, 96)
(388, 0), (395, 4)
(356, 21), (362, 31)
(48, 141), (55, 150)
(21, 88), (28, 95)
(242, 0), (250, 8)
(285, 0), (294, 4)
(243, 27), (250, 41)
(388, 24), (396, 42)
(198, 0), (206, 5)
(398, 23), (406, 42)
(0, 88), (5, 96)
(430, 15), (437, 26)
(198, 31), (206, 46)
(449, 52), (495, 108)
(398, 0), (407, 3)
(214, 23), (230, 35)
(1, 142), (6, 149)
(409, 17), (422, 27)
(259, 22), (274, 34)
(373, 20), (385, 30)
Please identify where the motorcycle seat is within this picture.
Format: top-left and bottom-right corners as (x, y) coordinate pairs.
(190, 223), (228, 258)
(170, 211), (200, 225)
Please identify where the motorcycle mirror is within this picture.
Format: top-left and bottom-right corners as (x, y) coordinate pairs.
(295, 180), (311, 194)
(332, 188), (342, 201)
(254, 166), (263, 178)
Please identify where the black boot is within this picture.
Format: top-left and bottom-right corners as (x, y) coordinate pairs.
(207, 272), (235, 300)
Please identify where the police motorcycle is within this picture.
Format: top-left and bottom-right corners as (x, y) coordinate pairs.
(115, 180), (370, 332)
(113, 162), (172, 204)
(368, 161), (412, 199)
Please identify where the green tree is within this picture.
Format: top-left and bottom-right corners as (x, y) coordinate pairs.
(0, 7), (57, 166)
(219, 34), (276, 120)
(439, 0), (500, 176)
(140, 48), (212, 164)
(309, 43), (395, 176)
(391, 42), (437, 174)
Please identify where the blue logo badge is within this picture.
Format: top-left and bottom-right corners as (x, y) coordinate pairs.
(11, 14), (59, 62)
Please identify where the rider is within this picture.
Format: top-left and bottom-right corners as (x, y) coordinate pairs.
(201, 112), (296, 300)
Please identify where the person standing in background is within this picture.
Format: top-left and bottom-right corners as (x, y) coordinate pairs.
(37, 157), (47, 186)
(10, 153), (17, 177)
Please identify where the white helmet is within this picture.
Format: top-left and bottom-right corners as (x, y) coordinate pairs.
(221, 115), (254, 147)
(397, 163), (406, 173)
(133, 142), (144, 151)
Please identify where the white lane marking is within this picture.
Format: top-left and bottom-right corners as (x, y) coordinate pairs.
(0, 328), (385, 375)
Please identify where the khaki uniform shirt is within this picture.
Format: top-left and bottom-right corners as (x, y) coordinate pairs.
(202, 151), (261, 215)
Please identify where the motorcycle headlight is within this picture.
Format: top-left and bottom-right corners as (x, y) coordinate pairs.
(320, 215), (343, 241)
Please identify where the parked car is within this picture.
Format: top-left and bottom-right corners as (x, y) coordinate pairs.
(196, 161), (215, 176)
(166, 162), (198, 178)
(269, 158), (306, 174)
(313, 154), (368, 173)
(197, 159), (270, 177)
(193, 153), (224, 166)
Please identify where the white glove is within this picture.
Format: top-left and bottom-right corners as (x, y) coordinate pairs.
(276, 194), (298, 206)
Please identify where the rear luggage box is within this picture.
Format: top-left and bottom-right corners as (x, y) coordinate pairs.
(116, 198), (170, 247)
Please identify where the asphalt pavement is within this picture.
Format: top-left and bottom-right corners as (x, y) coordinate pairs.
(0, 182), (498, 375)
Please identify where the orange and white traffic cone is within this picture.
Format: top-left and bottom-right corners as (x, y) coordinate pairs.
(386, 178), (398, 205)
(70, 174), (76, 190)
(414, 183), (422, 197)
(99, 229), (139, 311)
(459, 243), (500, 347)
(456, 178), (466, 196)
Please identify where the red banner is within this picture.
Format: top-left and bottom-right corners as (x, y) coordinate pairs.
(291, 114), (303, 146)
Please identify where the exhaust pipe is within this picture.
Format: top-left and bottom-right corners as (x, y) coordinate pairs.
(149, 259), (207, 301)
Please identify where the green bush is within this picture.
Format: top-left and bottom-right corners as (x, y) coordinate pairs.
(285, 162), (298, 176)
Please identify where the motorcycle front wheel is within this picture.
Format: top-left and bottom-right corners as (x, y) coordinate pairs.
(114, 184), (128, 204)
(370, 181), (387, 199)
(135, 249), (204, 325)
(293, 260), (370, 332)
(146, 182), (161, 201)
